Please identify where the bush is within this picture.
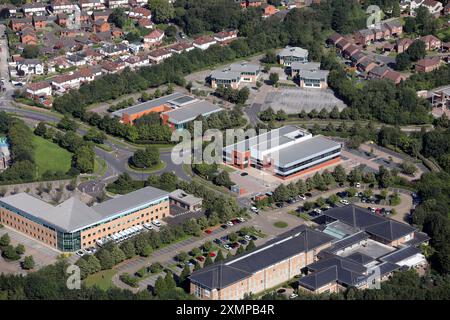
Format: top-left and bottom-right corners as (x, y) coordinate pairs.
(23, 256), (35, 270)
(150, 262), (163, 274)
(119, 273), (139, 287)
(2, 245), (20, 261)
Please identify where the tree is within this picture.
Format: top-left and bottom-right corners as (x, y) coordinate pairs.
(22, 45), (40, 59)
(246, 240), (256, 251)
(392, 1), (400, 17)
(400, 161), (417, 175)
(333, 165), (347, 184)
(327, 194), (339, 205)
(84, 128), (106, 144)
(57, 116), (78, 131)
(15, 244), (25, 255)
(273, 184), (290, 202)
(179, 264), (191, 284)
(34, 122), (47, 137)
(215, 250), (225, 261)
(236, 246), (245, 255)
(214, 170), (233, 188)
(154, 275), (167, 297)
(378, 166), (392, 188)
(148, 0), (175, 23)
(130, 146), (160, 168)
(23, 255), (35, 270)
(120, 241), (136, 259)
(269, 72), (279, 86)
(96, 249), (115, 270)
(395, 53), (411, 71)
(2, 245), (20, 260)
(0, 233), (10, 247)
(204, 254), (213, 266)
(406, 40), (426, 62)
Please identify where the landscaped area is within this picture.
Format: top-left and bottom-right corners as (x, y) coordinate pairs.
(273, 221), (288, 228)
(32, 135), (72, 178)
(84, 269), (117, 291)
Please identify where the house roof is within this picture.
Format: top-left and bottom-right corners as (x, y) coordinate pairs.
(278, 46), (308, 58)
(328, 231), (369, 253)
(416, 56), (441, 68)
(365, 220), (416, 242)
(27, 81), (51, 91)
(380, 246), (422, 264)
(189, 225), (334, 290)
(346, 252), (375, 265)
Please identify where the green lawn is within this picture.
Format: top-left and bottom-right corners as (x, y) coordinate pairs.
(84, 269), (117, 291)
(32, 135), (72, 177)
(273, 221), (288, 228)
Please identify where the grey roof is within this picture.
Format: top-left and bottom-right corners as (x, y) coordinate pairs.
(404, 231), (430, 246)
(189, 225), (334, 290)
(223, 125), (304, 153)
(229, 62), (260, 74)
(378, 261), (400, 276)
(291, 62), (320, 72)
(380, 246), (421, 264)
(279, 46), (308, 59)
(93, 186), (169, 218)
(357, 29), (375, 37)
(169, 189), (202, 206)
(299, 69), (329, 81)
(210, 69), (241, 81)
(298, 266), (338, 291)
(302, 255), (368, 289)
(384, 19), (402, 29)
(162, 100), (222, 125)
(276, 136), (341, 167)
(0, 186), (169, 232)
(328, 231), (369, 254)
(112, 92), (186, 117)
(346, 252), (375, 265)
(365, 220), (416, 242)
(323, 205), (417, 243)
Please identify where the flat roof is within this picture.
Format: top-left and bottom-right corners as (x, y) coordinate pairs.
(112, 92), (187, 117)
(169, 189), (202, 206)
(276, 136), (341, 167)
(291, 62), (320, 71)
(162, 100), (222, 124)
(279, 46), (308, 58)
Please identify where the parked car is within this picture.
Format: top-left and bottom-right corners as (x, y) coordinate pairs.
(221, 224), (228, 229)
(340, 199), (349, 205)
(223, 244), (231, 250)
(226, 221), (234, 227)
(237, 217), (245, 223)
(143, 223), (153, 230)
(250, 235), (258, 241)
(355, 182), (361, 188)
(231, 219), (239, 225)
(251, 207), (259, 214)
(214, 238), (222, 245)
(298, 194), (307, 200)
(276, 202), (285, 208)
(196, 256), (205, 262)
(76, 250), (85, 257)
(152, 220), (162, 227)
(244, 235), (252, 241)
(231, 242), (240, 249)
(205, 229), (212, 234)
(239, 239), (248, 245)
(240, 172), (248, 176)
(209, 252), (216, 257)
(314, 208), (322, 214)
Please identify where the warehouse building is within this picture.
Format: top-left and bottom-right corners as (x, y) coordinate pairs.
(222, 125), (342, 178)
(161, 100), (222, 130)
(0, 186), (170, 252)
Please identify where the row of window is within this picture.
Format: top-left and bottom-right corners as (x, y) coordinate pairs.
(276, 149), (341, 174)
(0, 215), (56, 239)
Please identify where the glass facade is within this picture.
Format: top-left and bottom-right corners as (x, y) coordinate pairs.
(276, 148), (341, 176)
(57, 230), (81, 252)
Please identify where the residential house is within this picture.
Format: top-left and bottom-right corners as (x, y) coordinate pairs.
(50, 0), (75, 14)
(368, 65), (390, 79)
(20, 28), (38, 45)
(10, 18), (32, 31)
(396, 38), (414, 53)
(421, 0), (443, 17)
(107, 0), (129, 9)
(357, 56), (377, 74)
(93, 19), (111, 33)
(148, 48), (172, 64)
(17, 59), (44, 75)
(326, 33), (344, 46)
(125, 54), (150, 69)
(32, 15), (47, 29)
(420, 35), (441, 51)
(354, 29), (375, 45)
(22, 3), (47, 16)
(214, 29), (238, 44)
(92, 10), (111, 22)
(143, 29), (164, 47)
(100, 60), (126, 74)
(169, 41), (195, 54)
(67, 53), (87, 67)
(99, 43), (128, 57)
(383, 70), (406, 84)
(26, 82), (52, 99)
(138, 18), (154, 29)
(193, 36), (217, 50)
(383, 20), (403, 38)
(262, 4), (278, 18)
(342, 44), (361, 59)
(415, 56), (441, 72)
(79, 0), (106, 12)
(350, 51), (367, 66)
(51, 73), (82, 92)
(335, 38), (351, 52)
(127, 6), (151, 19)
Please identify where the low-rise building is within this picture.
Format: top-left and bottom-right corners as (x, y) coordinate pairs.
(189, 225), (334, 300)
(210, 62), (260, 89)
(143, 29), (164, 47)
(420, 35), (442, 51)
(147, 47), (172, 64)
(415, 56), (441, 73)
(16, 59), (44, 75)
(278, 46), (308, 66)
(26, 81), (52, 99)
(193, 35), (217, 50)
(169, 189), (202, 212)
(214, 29), (238, 44)
(161, 100), (223, 130)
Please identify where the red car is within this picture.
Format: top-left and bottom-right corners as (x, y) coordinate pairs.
(232, 219), (239, 224)
(209, 252), (216, 257)
(205, 229), (212, 234)
(231, 242), (240, 249)
(196, 256), (205, 262)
